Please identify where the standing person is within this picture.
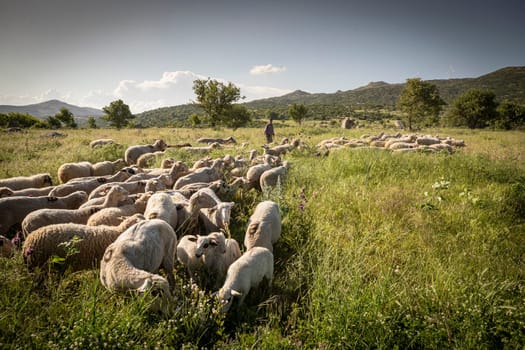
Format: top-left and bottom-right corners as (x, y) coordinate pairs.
(264, 118), (274, 144)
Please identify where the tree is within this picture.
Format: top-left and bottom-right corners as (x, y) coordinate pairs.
(54, 107), (77, 128)
(87, 116), (98, 129)
(495, 100), (525, 130)
(445, 89), (498, 129)
(192, 78), (242, 127)
(222, 105), (252, 130)
(102, 99), (134, 129)
(188, 113), (202, 128)
(46, 116), (62, 129)
(288, 103), (308, 125)
(397, 78), (445, 130)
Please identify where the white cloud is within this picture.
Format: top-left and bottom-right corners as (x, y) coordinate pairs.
(0, 89), (71, 106)
(250, 64), (287, 75)
(1, 71), (293, 114)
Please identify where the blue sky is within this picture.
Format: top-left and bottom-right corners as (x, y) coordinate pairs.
(1, 0), (524, 113)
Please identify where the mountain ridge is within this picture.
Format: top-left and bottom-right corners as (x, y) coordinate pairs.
(0, 99), (104, 119)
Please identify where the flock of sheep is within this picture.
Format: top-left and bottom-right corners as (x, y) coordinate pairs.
(317, 132), (466, 153)
(0, 136), (293, 314)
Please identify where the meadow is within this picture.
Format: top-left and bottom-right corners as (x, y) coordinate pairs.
(1, 123), (524, 349)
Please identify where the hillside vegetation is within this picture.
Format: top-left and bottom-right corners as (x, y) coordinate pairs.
(134, 66), (525, 126)
(1, 125), (524, 348)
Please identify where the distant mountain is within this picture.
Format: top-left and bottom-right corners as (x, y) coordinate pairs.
(0, 99), (104, 120)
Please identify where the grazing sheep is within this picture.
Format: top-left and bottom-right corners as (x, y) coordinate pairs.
(92, 159), (127, 176)
(0, 173), (53, 191)
(87, 192), (152, 226)
(199, 201), (235, 234)
(180, 142), (222, 154)
(262, 143), (294, 157)
(1, 235), (15, 257)
(196, 136), (236, 144)
(0, 186), (55, 198)
(124, 139), (168, 165)
(176, 180), (227, 199)
(136, 151), (166, 168)
(89, 138), (115, 148)
(190, 158), (213, 171)
(22, 185), (129, 237)
(57, 161), (94, 183)
(244, 156), (272, 190)
(259, 161), (290, 192)
(244, 201), (281, 252)
(0, 191), (88, 237)
(173, 159), (223, 190)
(177, 231), (241, 290)
(99, 219), (178, 314)
(22, 214), (144, 272)
(144, 175), (170, 193)
(217, 247), (274, 312)
(144, 192), (178, 229)
(88, 180), (147, 200)
(173, 188), (224, 235)
(50, 168), (135, 197)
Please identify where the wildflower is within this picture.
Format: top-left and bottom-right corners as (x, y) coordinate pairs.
(299, 204), (305, 211)
(25, 248), (34, 255)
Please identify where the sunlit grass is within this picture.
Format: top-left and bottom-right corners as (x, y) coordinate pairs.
(1, 126), (524, 348)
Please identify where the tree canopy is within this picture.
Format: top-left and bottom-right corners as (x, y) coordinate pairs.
(288, 103), (308, 125)
(54, 108), (77, 128)
(445, 89), (498, 129)
(397, 78), (445, 130)
(192, 79), (242, 127)
(102, 99), (134, 129)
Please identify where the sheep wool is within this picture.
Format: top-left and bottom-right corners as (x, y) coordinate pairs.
(244, 201), (281, 252)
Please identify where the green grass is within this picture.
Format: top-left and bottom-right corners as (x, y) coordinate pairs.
(1, 126), (524, 348)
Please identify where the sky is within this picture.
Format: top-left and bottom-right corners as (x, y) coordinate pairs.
(1, 0), (524, 113)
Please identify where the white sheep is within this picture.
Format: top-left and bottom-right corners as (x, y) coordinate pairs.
(0, 191), (88, 237)
(0, 173), (53, 190)
(87, 192), (152, 226)
(199, 201), (235, 234)
(136, 151), (166, 168)
(88, 180), (147, 200)
(173, 159), (223, 190)
(216, 246), (274, 312)
(57, 161), (94, 183)
(50, 168), (135, 197)
(196, 136), (236, 144)
(92, 159), (127, 176)
(144, 192), (178, 229)
(244, 157), (272, 190)
(1, 235), (15, 258)
(180, 142), (222, 154)
(244, 201), (281, 252)
(124, 139), (168, 165)
(99, 219), (178, 314)
(176, 180), (227, 199)
(89, 138), (115, 148)
(22, 214), (144, 272)
(21, 185), (129, 237)
(177, 231), (241, 290)
(0, 186), (55, 198)
(259, 161), (290, 192)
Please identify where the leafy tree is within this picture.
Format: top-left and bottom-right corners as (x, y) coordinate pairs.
(102, 99), (134, 129)
(192, 79), (242, 127)
(87, 116), (98, 129)
(54, 108), (77, 128)
(46, 116), (62, 129)
(267, 110), (279, 121)
(445, 89), (498, 129)
(288, 103), (308, 125)
(397, 78), (445, 130)
(189, 113), (202, 128)
(0, 112), (46, 128)
(222, 105), (252, 130)
(495, 100), (525, 130)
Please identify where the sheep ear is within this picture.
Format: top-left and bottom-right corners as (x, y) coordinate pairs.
(231, 290), (242, 297)
(210, 239), (218, 246)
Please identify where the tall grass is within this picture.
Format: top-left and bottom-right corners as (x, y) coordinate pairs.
(1, 127), (524, 348)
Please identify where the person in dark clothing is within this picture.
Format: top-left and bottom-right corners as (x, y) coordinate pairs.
(264, 119), (274, 144)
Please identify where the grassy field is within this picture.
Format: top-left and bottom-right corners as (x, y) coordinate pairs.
(1, 124), (524, 349)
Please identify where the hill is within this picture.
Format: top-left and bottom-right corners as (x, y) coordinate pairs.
(0, 100), (104, 120)
(134, 66), (525, 126)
